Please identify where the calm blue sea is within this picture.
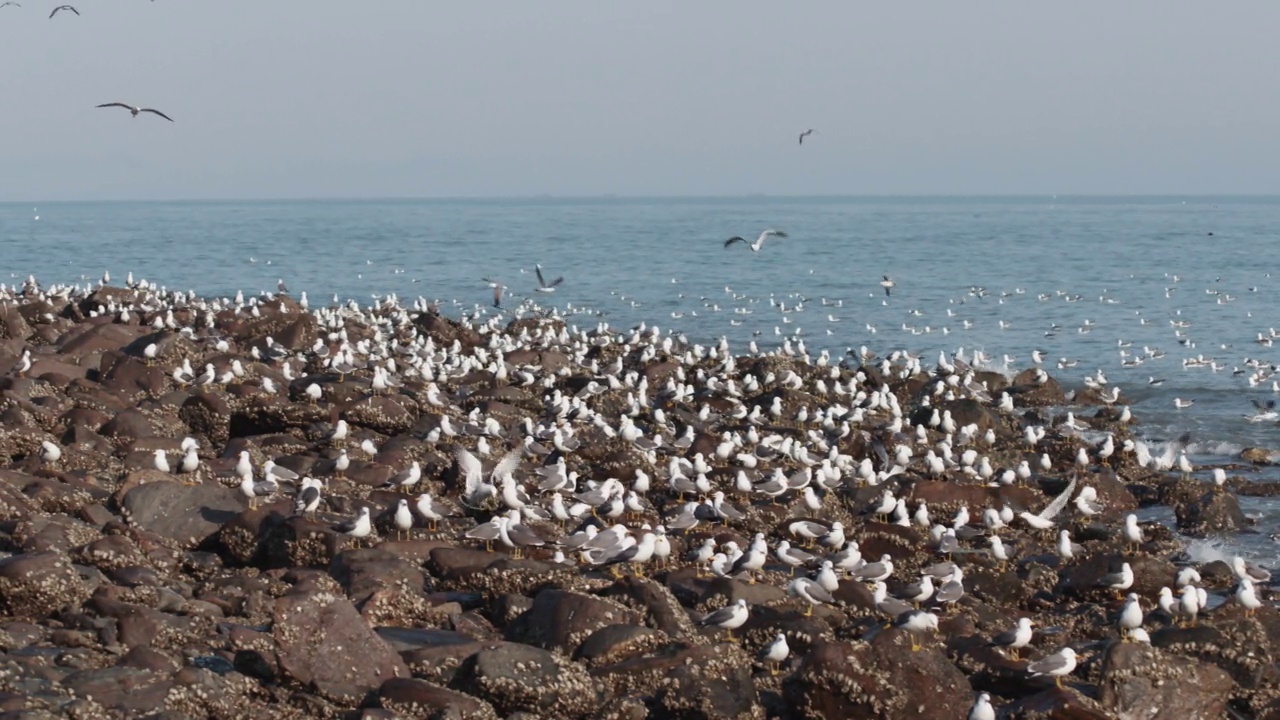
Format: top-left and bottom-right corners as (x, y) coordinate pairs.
(3, 196), (1278, 559)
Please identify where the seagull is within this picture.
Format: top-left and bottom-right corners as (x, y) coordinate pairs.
(969, 692), (996, 720)
(293, 478), (321, 518)
(760, 633), (789, 674)
(1027, 647), (1077, 688)
(1118, 593), (1143, 640)
(788, 576), (836, 616)
(987, 617), (1033, 659)
(239, 473), (277, 510)
(880, 275), (896, 296)
(49, 4), (77, 18)
(1231, 556), (1271, 584)
(890, 609), (938, 651)
(1237, 577), (1263, 617)
(724, 229), (787, 253)
(534, 264), (563, 293)
(392, 499), (414, 541)
(39, 441), (62, 464)
(1098, 562), (1134, 597)
(96, 103), (173, 122)
(333, 506), (373, 546)
(482, 278), (506, 308)
(1018, 477), (1077, 530)
(414, 493), (450, 531)
(0, 3), (21, 9)
(798, 128), (815, 145)
(698, 598), (749, 639)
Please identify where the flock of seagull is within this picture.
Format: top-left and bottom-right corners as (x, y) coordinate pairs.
(9, 258), (1275, 719)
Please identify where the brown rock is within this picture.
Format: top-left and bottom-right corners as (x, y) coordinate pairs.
(378, 678), (499, 719)
(179, 392), (231, 446)
(455, 642), (600, 718)
(1097, 642), (1233, 720)
(273, 588), (409, 701)
(59, 666), (173, 713)
(99, 409), (157, 442)
(505, 589), (641, 654)
(0, 551), (93, 618)
(1175, 489), (1249, 536)
(119, 481), (244, 550)
(783, 636), (971, 720)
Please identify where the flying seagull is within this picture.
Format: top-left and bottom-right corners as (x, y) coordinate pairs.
(534, 264), (563, 293)
(96, 103), (174, 122)
(49, 5), (77, 18)
(724, 229), (787, 253)
(482, 277), (505, 308)
(1, 3), (22, 8)
(880, 275), (896, 296)
(798, 129), (815, 145)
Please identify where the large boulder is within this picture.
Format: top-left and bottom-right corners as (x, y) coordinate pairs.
(0, 551), (94, 618)
(1097, 642), (1233, 720)
(783, 635), (971, 720)
(505, 589), (641, 654)
(272, 588), (409, 702)
(454, 642), (600, 718)
(119, 481), (244, 550)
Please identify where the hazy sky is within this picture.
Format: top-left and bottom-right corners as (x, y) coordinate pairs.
(2, 1), (1278, 200)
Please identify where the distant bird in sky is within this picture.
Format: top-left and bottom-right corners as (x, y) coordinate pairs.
(1, 3), (22, 8)
(534, 265), (563, 293)
(724, 229), (787, 253)
(880, 275), (896, 296)
(798, 129), (815, 145)
(49, 4), (77, 18)
(96, 102), (174, 122)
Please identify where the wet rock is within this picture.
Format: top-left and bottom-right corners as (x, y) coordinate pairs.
(1097, 641), (1233, 719)
(1240, 447), (1275, 465)
(455, 642), (600, 718)
(1174, 489), (1248, 536)
(272, 588), (408, 702)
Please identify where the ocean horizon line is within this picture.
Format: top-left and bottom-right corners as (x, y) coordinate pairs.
(3, 193), (1280, 205)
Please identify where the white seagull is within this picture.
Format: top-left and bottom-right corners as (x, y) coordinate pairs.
(724, 229), (787, 253)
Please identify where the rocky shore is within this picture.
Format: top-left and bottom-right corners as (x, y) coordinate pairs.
(0, 278), (1276, 719)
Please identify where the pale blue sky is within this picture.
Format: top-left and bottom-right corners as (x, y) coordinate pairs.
(1, 1), (1277, 200)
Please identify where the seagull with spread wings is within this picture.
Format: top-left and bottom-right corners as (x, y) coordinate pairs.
(798, 128), (815, 145)
(50, 5), (77, 17)
(482, 277), (506, 308)
(724, 229), (787, 252)
(534, 264), (563, 293)
(96, 102), (174, 122)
